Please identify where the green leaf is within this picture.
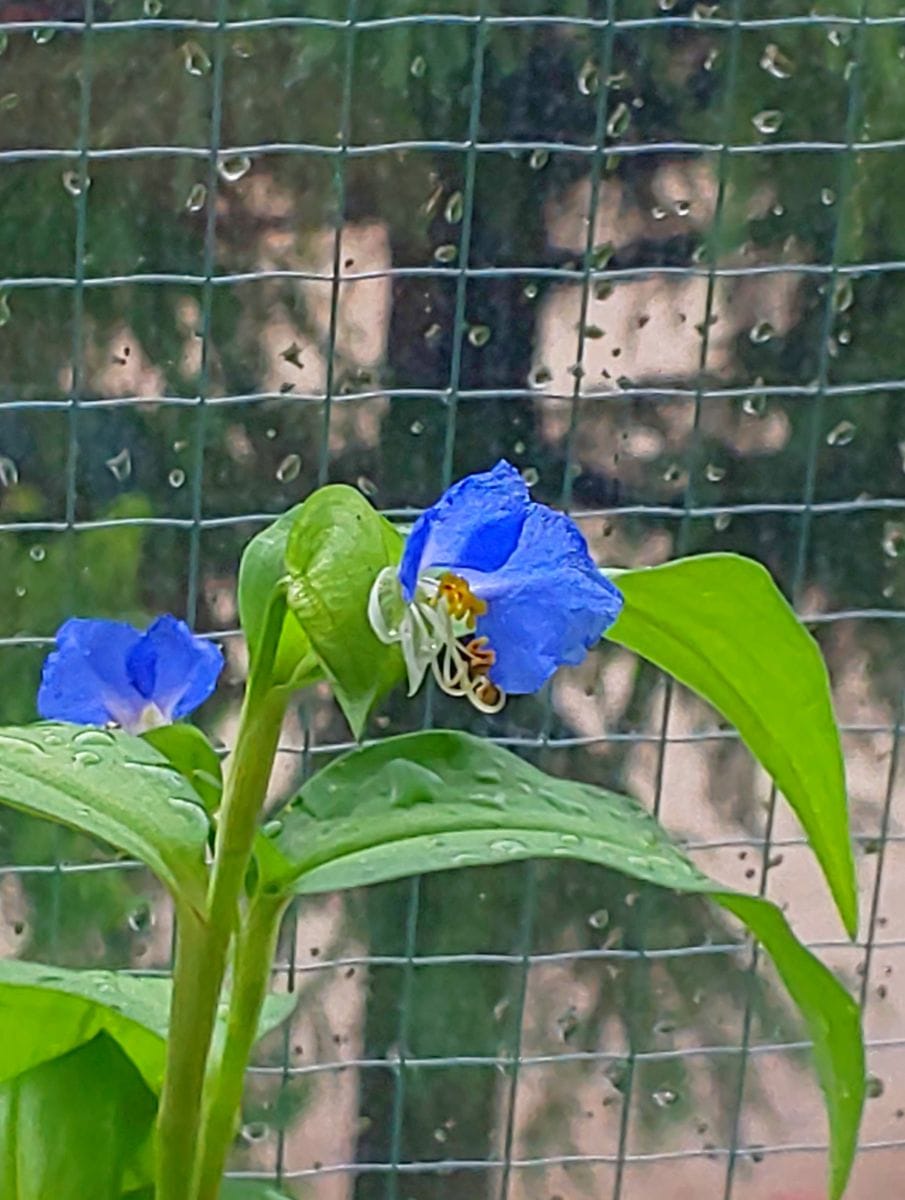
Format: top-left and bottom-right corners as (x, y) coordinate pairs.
(605, 553), (857, 938)
(142, 722), (223, 814)
(238, 504), (323, 690)
(284, 484), (404, 736)
(263, 731), (864, 1200)
(0, 959), (297, 1096)
(0, 1033), (156, 1200)
(0, 723), (210, 918)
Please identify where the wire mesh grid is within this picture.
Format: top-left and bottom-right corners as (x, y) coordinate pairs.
(0, 1), (903, 1197)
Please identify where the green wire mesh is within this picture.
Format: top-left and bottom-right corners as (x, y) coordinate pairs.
(0, 2), (903, 1197)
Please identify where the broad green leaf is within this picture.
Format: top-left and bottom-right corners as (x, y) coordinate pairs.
(605, 553), (857, 938)
(237, 504), (323, 690)
(143, 722), (223, 814)
(263, 731), (864, 1200)
(284, 485), (405, 736)
(0, 1033), (156, 1200)
(0, 723), (210, 918)
(0, 959), (297, 1095)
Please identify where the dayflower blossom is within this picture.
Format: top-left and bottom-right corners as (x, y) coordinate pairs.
(368, 460), (623, 712)
(37, 615), (223, 734)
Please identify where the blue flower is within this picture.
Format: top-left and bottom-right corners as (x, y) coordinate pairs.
(369, 460), (623, 710)
(37, 615), (224, 733)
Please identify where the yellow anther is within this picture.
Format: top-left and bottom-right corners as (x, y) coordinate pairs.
(436, 572), (487, 628)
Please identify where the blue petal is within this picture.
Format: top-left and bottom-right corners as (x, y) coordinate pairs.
(37, 618), (147, 727)
(126, 615), (223, 721)
(399, 460), (530, 600)
(463, 506), (623, 693)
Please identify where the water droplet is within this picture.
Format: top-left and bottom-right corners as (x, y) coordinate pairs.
(749, 320), (775, 344)
(0, 93), (19, 113)
(588, 908), (609, 930)
(714, 512), (732, 532)
(490, 838), (527, 856)
(882, 522), (904, 559)
(434, 243), (458, 263)
(218, 154), (251, 183)
(523, 281), (539, 300)
(29, 545), (45, 563)
(33, 27), (56, 44)
(474, 768), (502, 785)
(128, 902), (153, 934)
(452, 852), (481, 867)
(674, 199), (691, 217)
(105, 448), (132, 482)
(557, 1005), (580, 1040)
(468, 324), (491, 348)
(181, 41), (212, 77)
(826, 419), (855, 447)
(0, 733), (44, 755)
(168, 468), (186, 488)
(577, 58), (599, 96)
(705, 463), (726, 483)
(821, 186), (836, 206)
(357, 475), (378, 498)
(409, 420), (424, 436)
(559, 833), (582, 847)
(143, 0), (163, 13)
(276, 453), (301, 484)
(866, 1075), (884, 1100)
(752, 109), (783, 135)
(652, 1086), (679, 1108)
(651, 204), (668, 221)
(409, 54), (427, 79)
(73, 728), (116, 747)
(444, 191), (463, 225)
(0, 456), (18, 487)
(14, 585), (26, 598)
(759, 43), (795, 79)
(62, 170), (90, 198)
(833, 278), (854, 313)
(521, 466), (539, 487)
(241, 1121), (270, 1143)
(73, 750), (101, 767)
(606, 101), (630, 138)
(529, 364), (552, 389)
(185, 182), (207, 213)
(262, 819), (283, 839)
(529, 147), (549, 170)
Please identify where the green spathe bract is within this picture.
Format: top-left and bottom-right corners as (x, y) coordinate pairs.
(0, 483), (865, 1200)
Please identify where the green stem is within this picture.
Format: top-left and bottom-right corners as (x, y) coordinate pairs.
(195, 891), (291, 1200)
(156, 591), (291, 1200)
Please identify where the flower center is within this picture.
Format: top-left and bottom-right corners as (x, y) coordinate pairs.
(434, 572), (487, 628)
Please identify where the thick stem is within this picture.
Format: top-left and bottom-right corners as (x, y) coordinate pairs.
(195, 891), (291, 1200)
(155, 910), (226, 1200)
(156, 592), (291, 1200)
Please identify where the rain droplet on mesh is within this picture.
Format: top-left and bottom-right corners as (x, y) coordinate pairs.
(674, 199), (691, 217)
(185, 182), (207, 213)
(587, 908), (609, 930)
(434, 243), (458, 263)
(759, 43), (795, 79)
(752, 109), (783, 135)
(357, 475), (378, 498)
(410, 54), (427, 78)
(521, 466), (539, 487)
(128, 902), (153, 934)
(821, 186), (836, 206)
(409, 420), (424, 435)
(606, 101), (631, 138)
(662, 463), (682, 483)
(866, 1075), (885, 1100)
(651, 205), (668, 221)
(703, 47), (719, 71)
(0, 456), (18, 487)
(833, 278), (854, 313)
(168, 468), (186, 489)
(181, 41), (212, 77)
(826, 419), (855, 447)
(652, 1087), (679, 1108)
(276, 453), (301, 484)
(882, 522), (904, 559)
(29, 545), (46, 563)
(0, 93), (18, 112)
(423, 322), (441, 342)
(705, 463), (726, 483)
(714, 512), (732, 532)
(468, 324), (491, 348)
(523, 281), (539, 300)
(218, 154), (252, 183)
(143, 0), (163, 13)
(742, 391), (768, 417)
(749, 320), (775, 344)
(444, 191), (464, 224)
(529, 147), (550, 170)
(529, 364), (552, 389)
(62, 170), (90, 198)
(577, 58), (599, 97)
(105, 448), (132, 483)
(33, 27), (55, 44)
